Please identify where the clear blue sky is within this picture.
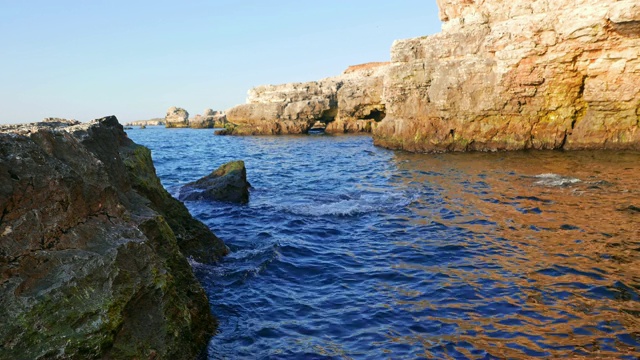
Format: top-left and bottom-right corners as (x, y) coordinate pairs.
(0, 1), (441, 124)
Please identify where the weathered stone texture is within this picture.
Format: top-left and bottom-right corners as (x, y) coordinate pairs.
(0, 117), (226, 359)
(225, 65), (389, 135)
(374, 0), (640, 152)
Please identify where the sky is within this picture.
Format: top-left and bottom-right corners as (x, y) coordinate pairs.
(0, 1), (442, 124)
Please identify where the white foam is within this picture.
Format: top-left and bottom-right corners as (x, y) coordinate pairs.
(533, 173), (581, 187)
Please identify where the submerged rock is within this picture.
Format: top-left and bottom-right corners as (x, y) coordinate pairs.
(165, 106), (189, 128)
(0, 116), (226, 359)
(180, 160), (250, 203)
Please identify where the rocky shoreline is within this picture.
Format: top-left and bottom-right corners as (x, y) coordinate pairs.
(0, 117), (227, 358)
(223, 0), (640, 152)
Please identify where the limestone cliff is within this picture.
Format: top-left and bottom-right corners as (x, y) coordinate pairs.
(0, 117), (227, 359)
(225, 63), (389, 135)
(226, 0), (639, 151)
(374, 0), (640, 151)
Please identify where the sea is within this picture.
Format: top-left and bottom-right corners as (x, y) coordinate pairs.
(127, 127), (640, 359)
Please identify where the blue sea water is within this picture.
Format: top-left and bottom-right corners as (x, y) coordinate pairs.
(127, 127), (640, 359)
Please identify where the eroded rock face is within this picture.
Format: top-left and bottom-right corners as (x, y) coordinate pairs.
(165, 107), (189, 128)
(180, 160), (250, 203)
(0, 116), (226, 359)
(373, 0), (640, 152)
(225, 64), (389, 135)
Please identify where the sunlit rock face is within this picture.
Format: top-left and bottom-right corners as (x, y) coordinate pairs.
(225, 63), (389, 135)
(374, 0), (640, 152)
(165, 106), (189, 128)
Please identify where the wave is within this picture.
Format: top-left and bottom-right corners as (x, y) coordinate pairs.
(533, 173), (581, 187)
(277, 191), (414, 217)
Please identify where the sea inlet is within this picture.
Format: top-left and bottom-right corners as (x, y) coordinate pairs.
(127, 127), (640, 359)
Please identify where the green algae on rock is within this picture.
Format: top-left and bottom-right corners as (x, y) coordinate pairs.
(0, 116), (226, 359)
(180, 160), (250, 204)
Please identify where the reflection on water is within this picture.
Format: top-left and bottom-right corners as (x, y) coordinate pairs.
(127, 128), (640, 359)
(390, 150), (640, 358)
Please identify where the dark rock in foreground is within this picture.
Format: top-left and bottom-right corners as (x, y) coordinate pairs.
(180, 160), (250, 203)
(0, 116), (227, 359)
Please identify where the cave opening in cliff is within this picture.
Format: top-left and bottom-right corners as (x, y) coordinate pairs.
(320, 108), (338, 124)
(363, 109), (386, 122)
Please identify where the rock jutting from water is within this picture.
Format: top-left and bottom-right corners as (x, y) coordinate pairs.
(223, 0), (640, 152)
(180, 160), (250, 203)
(165, 106), (190, 128)
(190, 109), (227, 129)
(224, 62), (390, 135)
(0, 116), (227, 359)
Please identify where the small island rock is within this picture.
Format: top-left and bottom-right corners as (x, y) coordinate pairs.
(180, 160), (250, 203)
(165, 106), (189, 128)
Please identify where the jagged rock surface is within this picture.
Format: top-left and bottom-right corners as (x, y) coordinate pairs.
(374, 0), (640, 152)
(180, 160), (250, 204)
(225, 63), (389, 135)
(165, 107), (189, 128)
(0, 116), (226, 359)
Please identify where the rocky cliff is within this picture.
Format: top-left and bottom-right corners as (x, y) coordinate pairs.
(0, 117), (227, 359)
(225, 0), (639, 151)
(225, 63), (389, 135)
(376, 0), (640, 151)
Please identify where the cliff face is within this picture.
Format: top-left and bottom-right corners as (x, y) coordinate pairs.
(375, 0), (640, 151)
(225, 63), (389, 135)
(0, 117), (226, 359)
(225, 0), (638, 151)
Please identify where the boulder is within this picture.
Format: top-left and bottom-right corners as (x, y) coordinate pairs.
(180, 160), (250, 203)
(189, 114), (214, 129)
(0, 116), (226, 359)
(165, 107), (189, 128)
(190, 109), (227, 129)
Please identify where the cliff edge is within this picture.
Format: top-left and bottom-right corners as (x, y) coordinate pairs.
(225, 0), (639, 151)
(0, 116), (226, 359)
(225, 63), (390, 135)
(375, 0), (640, 152)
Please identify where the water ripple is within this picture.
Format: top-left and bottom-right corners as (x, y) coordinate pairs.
(128, 128), (640, 359)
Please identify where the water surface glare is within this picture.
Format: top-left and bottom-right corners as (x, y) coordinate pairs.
(127, 127), (640, 359)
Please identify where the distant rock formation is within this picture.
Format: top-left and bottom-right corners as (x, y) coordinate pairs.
(180, 160), (250, 203)
(225, 0), (640, 152)
(165, 107), (189, 128)
(0, 116), (227, 358)
(225, 63), (389, 135)
(190, 109), (227, 129)
(126, 118), (165, 126)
